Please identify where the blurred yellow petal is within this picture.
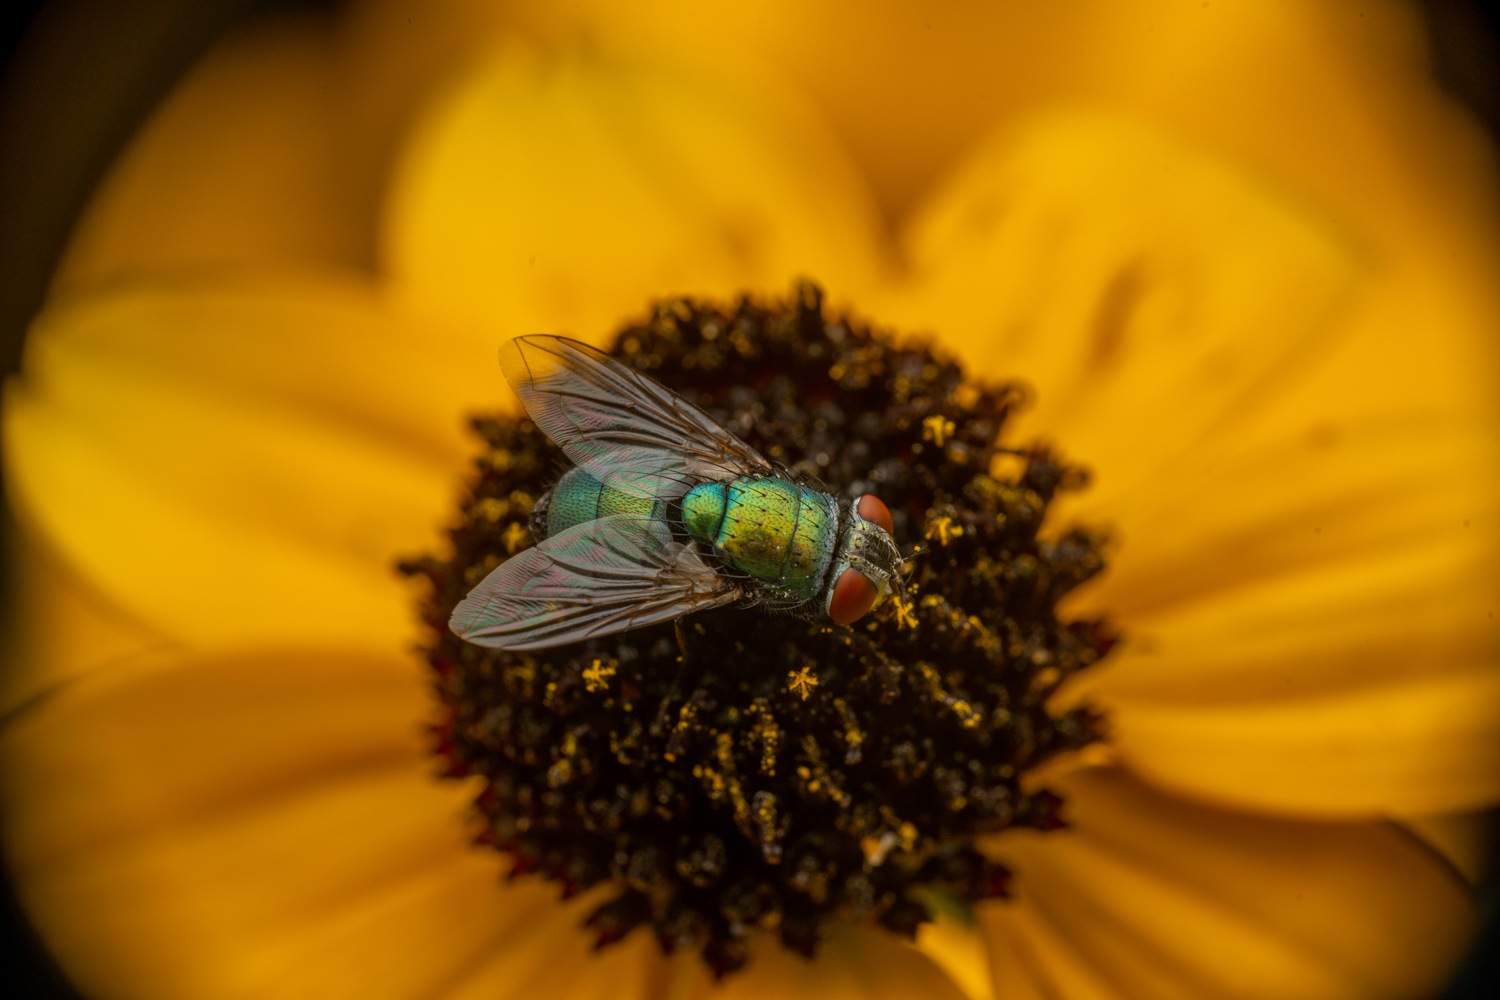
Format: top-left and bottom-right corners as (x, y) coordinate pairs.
(428, 917), (981, 1000)
(503, 0), (1085, 223)
(0, 533), (171, 718)
(1058, 418), (1498, 678)
(979, 767), (1475, 1000)
(436, 906), (675, 1000)
(2, 648), (427, 875)
(541, 0), (1500, 280)
(1101, 667), (1500, 819)
(977, 914), (1051, 1000)
(55, 11), (370, 289)
(383, 39), (889, 343)
(914, 912), (994, 1000)
(1048, 417), (1500, 815)
(1060, 420), (1498, 664)
(708, 923), (970, 1000)
(0, 646), (577, 1000)
(3, 274), (501, 652)
(881, 110), (1363, 511)
(54, 0), (534, 294)
(886, 109), (1500, 818)
(1403, 811), (1497, 886)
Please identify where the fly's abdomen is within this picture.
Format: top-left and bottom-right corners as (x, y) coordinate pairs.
(682, 482), (727, 543)
(544, 467), (665, 538)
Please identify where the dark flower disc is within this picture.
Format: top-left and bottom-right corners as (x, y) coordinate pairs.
(401, 282), (1113, 977)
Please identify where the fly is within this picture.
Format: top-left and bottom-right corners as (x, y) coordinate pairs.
(449, 335), (903, 650)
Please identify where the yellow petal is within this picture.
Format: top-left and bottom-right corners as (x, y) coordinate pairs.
(382, 38), (889, 344)
(502, 0), (1082, 223)
(1059, 418), (1500, 694)
(1099, 667), (1500, 819)
(1077, 205), (1500, 711)
(56, 1), (538, 293)
(0, 533), (171, 718)
(4, 274), (500, 652)
(1047, 418), (1500, 815)
(2, 648), (429, 878)
(436, 904), (675, 1000)
(979, 900), (1119, 1000)
(1061, 420), (1498, 644)
(708, 922), (970, 1000)
(0, 646), (578, 1000)
(440, 914), (976, 1000)
(979, 767), (1475, 1000)
(55, 10), (370, 289)
(1402, 812), (1497, 886)
(540, 1), (1499, 277)
(885, 110), (1500, 817)
(883, 111), (1362, 504)
(914, 912), (994, 1000)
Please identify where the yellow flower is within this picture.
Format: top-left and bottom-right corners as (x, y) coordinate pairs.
(3, 2), (1498, 998)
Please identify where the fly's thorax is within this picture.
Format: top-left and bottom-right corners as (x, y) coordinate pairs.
(718, 477), (800, 581)
(782, 489), (838, 586)
(541, 467), (665, 539)
(698, 476), (839, 603)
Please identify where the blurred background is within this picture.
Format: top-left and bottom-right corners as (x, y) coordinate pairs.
(1, 1), (1497, 997)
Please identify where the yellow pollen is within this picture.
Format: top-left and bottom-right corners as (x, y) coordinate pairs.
(787, 667), (819, 700)
(502, 521), (530, 553)
(473, 497), (510, 521)
(925, 515), (963, 546)
(891, 596), (919, 631)
(861, 833), (896, 866)
(582, 659), (616, 692)
(922, 414), (956, 447)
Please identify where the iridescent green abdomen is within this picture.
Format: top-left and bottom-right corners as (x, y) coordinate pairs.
(684, 476), (838, 602)
(681, 482), (727, 541)
(546, 467), (666, 536)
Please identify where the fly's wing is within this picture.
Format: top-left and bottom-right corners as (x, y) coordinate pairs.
(501, 335), (772, 498)
(449, 514), (741, 650)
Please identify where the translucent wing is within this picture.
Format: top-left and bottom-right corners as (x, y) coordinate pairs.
(501, 335), (772, 498)
(450, 514), (741, 650)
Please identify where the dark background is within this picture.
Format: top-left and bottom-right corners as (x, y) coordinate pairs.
(0, 1), (1497, 996)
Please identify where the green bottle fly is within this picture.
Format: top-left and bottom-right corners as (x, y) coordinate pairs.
(451, 336), (903, 650)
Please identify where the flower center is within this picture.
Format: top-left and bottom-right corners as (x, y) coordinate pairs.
(402, 283), (1112, 976)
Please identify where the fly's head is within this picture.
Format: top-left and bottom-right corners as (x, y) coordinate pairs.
(826, 494), (903, 625)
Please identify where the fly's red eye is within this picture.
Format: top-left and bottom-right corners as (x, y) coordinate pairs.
(828, 568), (879, 625)
(856, 494), (894, 534)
